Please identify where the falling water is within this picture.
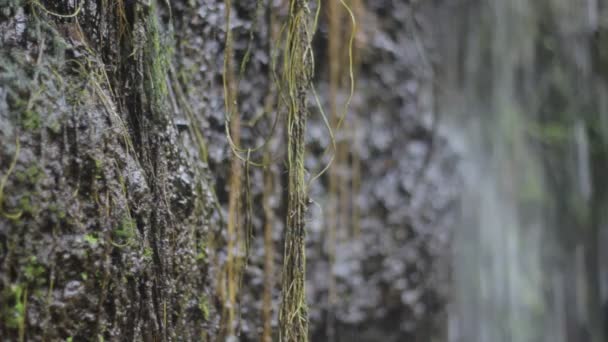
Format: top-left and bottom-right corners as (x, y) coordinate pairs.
(434, 0), (608, 341)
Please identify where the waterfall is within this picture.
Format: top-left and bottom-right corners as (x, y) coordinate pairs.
(434, 0), (608, 340)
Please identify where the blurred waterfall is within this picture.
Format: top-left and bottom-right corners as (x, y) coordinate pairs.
(433, 0), (608, 341)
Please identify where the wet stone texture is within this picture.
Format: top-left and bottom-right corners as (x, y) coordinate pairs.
(304, 1), (459, 341)
(0, 1), (213, 340)
(0, 0), (459, 341)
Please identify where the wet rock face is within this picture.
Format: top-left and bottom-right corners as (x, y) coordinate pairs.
(303, 1), (459, 340)
(0, 1), (212, 340)
(0, 0), (459, 340)
(189, 0), (458, 340)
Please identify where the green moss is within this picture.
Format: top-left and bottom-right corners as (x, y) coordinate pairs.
(23, 256), (45, 284)
(143, 2), (170, 115)
(94, 159), (103, 178)
(15, 165), (45, 184)
(112, 216), (137, 246)
(18, 194), (38, 216)
(198, 294), (210, 320)
(143, 246), (153, 260)
(196, 240), (207, 261)
(3, 284), (26, 331)
(84, 234), (99, 246)
(21, 109), (41, 130)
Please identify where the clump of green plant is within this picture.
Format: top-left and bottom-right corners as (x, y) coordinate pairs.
(23, 256), (45, 285)
(18, 193), (39, 216)
(143, 246), (153, 261)
(196, 240), (207, 261)
(94, 159), (103, 180)
(20, 110), (41, 130)
(198, 294), (210, 321)
(15, 164), (45, 184)
(84, 233), (99, 246)
(111, 216), (137, 247)
(3, 284), (27, 341)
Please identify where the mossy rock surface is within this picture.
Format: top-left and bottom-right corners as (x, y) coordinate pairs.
(0, 1), (214, 340)
(0, 1), (459, 341)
